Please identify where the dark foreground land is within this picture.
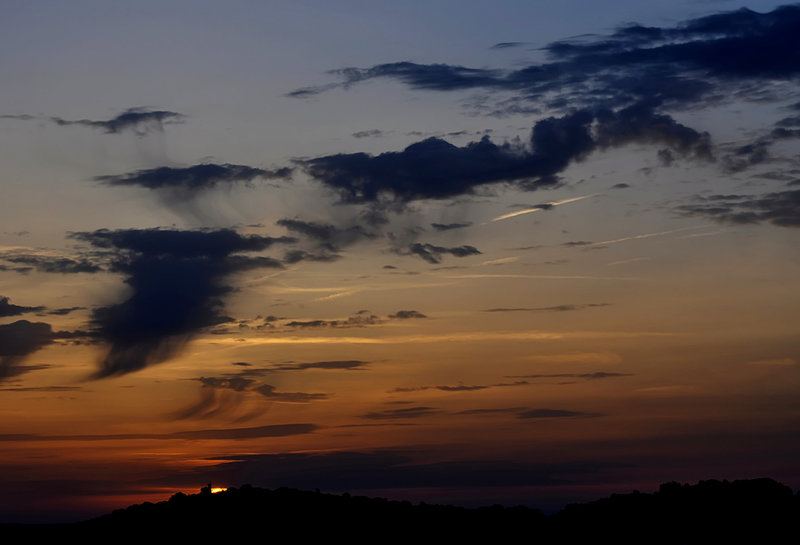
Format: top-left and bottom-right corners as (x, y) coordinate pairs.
(3, 478), (798, 541)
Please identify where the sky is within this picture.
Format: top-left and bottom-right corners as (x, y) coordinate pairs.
(1, 0), (799, 523)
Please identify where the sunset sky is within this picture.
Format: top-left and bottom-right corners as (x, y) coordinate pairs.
(1, 0), (799, 522)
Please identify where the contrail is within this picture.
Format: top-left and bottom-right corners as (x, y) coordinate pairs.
(487, 194), (596, 223)
(589, 225), (705, 246)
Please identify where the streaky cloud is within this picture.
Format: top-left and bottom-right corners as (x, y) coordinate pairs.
(678, 190), (800, 227)
(0, 423), (319, 442)
(268, 360), (369, 372)
(254, 384), (329, 403)
(0, 252), (101, 274)
(517, 408), (603, 419)
(404, 243), (481, 264)
(96, 163), (292, 191)
(51, 107), (183, 134)
(484, 303), (610, 312)
(361, 406), (442, 419)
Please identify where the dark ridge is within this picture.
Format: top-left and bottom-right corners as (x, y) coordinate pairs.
(2, 478), (797, 540)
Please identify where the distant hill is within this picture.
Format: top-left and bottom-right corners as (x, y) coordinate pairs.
(3, 478), (798, 541)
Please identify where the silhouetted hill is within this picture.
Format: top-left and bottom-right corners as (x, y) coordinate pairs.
(3, 478), (798, 541)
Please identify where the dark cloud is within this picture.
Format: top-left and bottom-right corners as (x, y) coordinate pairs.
(506, 372), (633, 380)
(0, 320), (54, 381)
(352, 129), (385, 138)
(176, 368), (332, 419)
(404, 243), (481, 264)
(277, 218), (374, 252)
(96, 163), (292, 191)
(0, 253), (101, 274)
(361, 406), (442, 419)
(0, 423), (319, 442)
(611, 183), (630, 189)
(0, 296), (44, 317)
(678, 190), (800, 227)
(484, 303), (610, 312)
(253, 384), (329, 403)
(775, 115), (800, 128)
(0, 114), (36, 121)
(392, 380), (529, 394)
(388, 310), (427, 319)
(170, 387), (247, 420)
(454, 407), (527, 415)
(292, 5), (800, 195)
(431, 222), (472, 231)
(45, 306), (85, 316)
(282, 249), (341, 264)
(301, 106), (710, 204)
(517, 409), (603, 419)
(269, 360), (369, 372)
(297, 6), (800, 113)
(50, 107), (183, 134)
(296, 62), (503, 96)
(490, 42), (527, 50)
(3, 108), (184, 134)
(284, 312), (382, 329)
(0, 385), (81, 392)
(434, 384), (488, 392)
(197, 376), (255, 392)
(70, 228), (291, 378)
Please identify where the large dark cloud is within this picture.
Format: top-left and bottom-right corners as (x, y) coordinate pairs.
(70, 228), (292, 378)
(301, 105), (710, 204)
(96, 163), (292, 191)
(0, 296), (44, 317)
(678, 190), (800, 227)
(0, 320), (54, 381)
(294, 6), (800, 111)
(50, 107), (184, 134)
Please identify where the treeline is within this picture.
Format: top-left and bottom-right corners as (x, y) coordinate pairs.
(5, 478), (799, 541)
